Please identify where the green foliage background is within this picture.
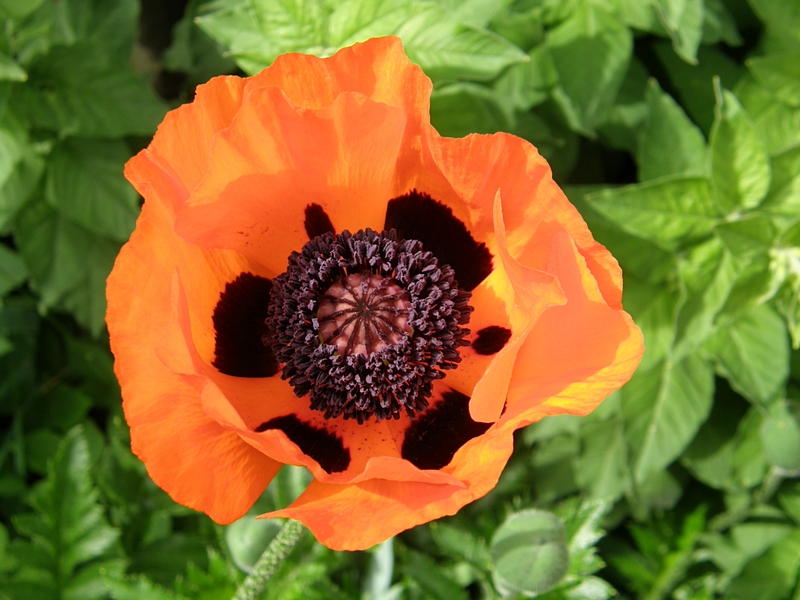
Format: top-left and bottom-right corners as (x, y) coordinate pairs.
(2, 0), (800, 598)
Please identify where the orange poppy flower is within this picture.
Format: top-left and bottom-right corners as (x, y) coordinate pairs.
(106, 36), (643, 551)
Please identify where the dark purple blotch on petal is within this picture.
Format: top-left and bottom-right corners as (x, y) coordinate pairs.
(472, 326), (512, 355)
(304, 203), (336, 240)
(384, 190), (493, 291)
(401, 389), (491, 470)
(212, 272), (279, 378)
(255, 414), (350, 473)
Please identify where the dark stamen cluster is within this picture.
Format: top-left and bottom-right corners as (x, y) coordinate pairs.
(265, 229), (472, 423)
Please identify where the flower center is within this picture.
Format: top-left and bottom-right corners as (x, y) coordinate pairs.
(318, 274), (411, 357)
(265, 229), (472, 423)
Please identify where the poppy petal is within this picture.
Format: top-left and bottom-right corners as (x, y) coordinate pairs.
(503, 230), (644, 425)
(174, 89), (408, 275)
(107, 200), (279, 524)
(125, 76), (247, 214)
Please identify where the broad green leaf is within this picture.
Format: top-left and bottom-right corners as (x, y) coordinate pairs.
(715, 215), (776, 259)
(104, 574), (187, 600)
(0, 244), (27, 296)
(430, 522), (491, 567)
(638, 79), (707, 181)
(575, 417), (629, 501)
(761, 398), (800, 470)
(570, 187), (675, 284)
(726, 530), (800, 600)
(491, 509), (569, 596)
(775, 273), (800, 349)
(622, 280), (680, 373)
(762, 144), (800, 216)
(0, 123), (26, 188)
(546, 1), (632, 135)
(673, 238), (741, 358)
(588, 177), (717, 252)
(493, 44), (557, 112)
(197, 0), (331, 74)
(710, 86), (771, 213)
(406, 550), (469, 600)
(703, 305), (789, 406)
(0, 54), (27, 81)
(701, 0), (742, 46)
(0, 142), (45, 233)
(681, 388), (748, 490)
(746, 0), (800, 53)
(597, 56), (650, 154)
(622, 354), (714, 485)
(720, 253), (784, 317)
(0, 0), (45, 18)
(13, 198), (121, 335)
(225, 517), (281, 573)
(654, 0), (704, 64)
(14, 42), (166, 137)
(430, 83), (512, 137)
(45, 139), (139, 242)
(748, 52), (800, 108)
(608, 0), (659, 30)
(654, 41), (744, 134)
(736, 75), (800, 156)
(378, 4), (528, 82)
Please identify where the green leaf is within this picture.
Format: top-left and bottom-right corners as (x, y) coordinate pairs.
(362, 2), (527, 82)
(701, 0), (742, 46)
(726, 530), (800, 600)
(546, 1), (632, 135)
(13, 198), (121, 335)
(637, 79), (707, 181)
(14, 41), (166, 137)
(623, 281), (681, 372)
(673, 238), (740, 358)
(104, 574), (187, 600)
(493, 44), (558, 112)
(490, 509), (569, 596)
(746, 0), (800, 53)
(597, 56), (650, 153)
(761, 397), (800, 471)
(406, 550), (469, 600)
(429, 522), (491, 567)
(45, 139), (139, 242)
(0, 139), (45, 233)
(710, 85), (771, 213)
(430, 83), (512, 137)
(0, 54), (27, 81)
(622, 354), (715, 485)
(704, 305), (789, 406)
(588, 177), (717, 251)
(654, 0), (704, 64)
(748, 52), (800, 108)
(0, 0), (45, 18)
(575, 417), (629, 501)
(654, 41), (744, 134)
(762, 144), (800, 216)
(197, 0), (331, 74)
(0, 244), (27, 296)
(736, 75), (800, 156)
(12, 427), (120, 597)
(715, 215), (776, 259)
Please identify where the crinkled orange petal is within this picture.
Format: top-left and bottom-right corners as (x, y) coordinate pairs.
(107, 199), (280, 524)
(503, 230), (644, 426)
(126, 76), (246, 215)
(174, 89), (407, 274)
(264, 389), (514, 550)
(430, 132), (623, 310)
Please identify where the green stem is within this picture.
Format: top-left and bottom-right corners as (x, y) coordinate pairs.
(232, 519), (306, 600)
